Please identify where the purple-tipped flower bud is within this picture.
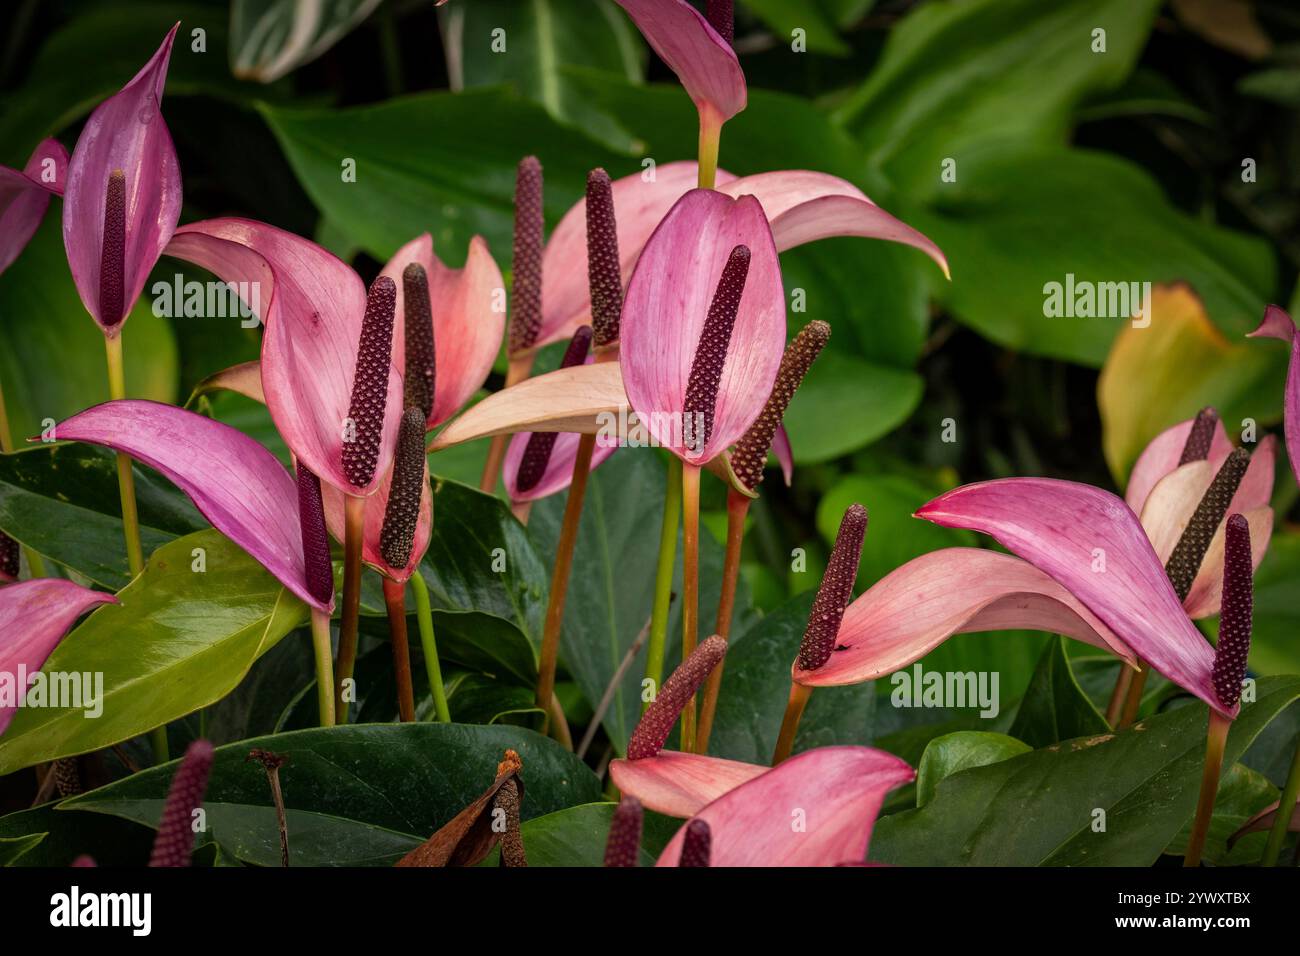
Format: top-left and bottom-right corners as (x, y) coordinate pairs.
(683, 245), (750, 455)
(797, 504), (867, 671)
(586, 169), (622, 348)
(1165, 448), (1250, 602)
(679, 819), (712, 867)
(1211, 514), (1252, 708)
(730, 321), (830, 491)
(0, 532), (18, 580)
(509, 156), (544, 356)
(1178, 407), (1219, 465)
(379, 407), (429, 571)
(627, 634), (728, 759)
(402, 263), (436, 421)
(148, 739), (215, 867)
(99, 169), (126, 327)
(296, 464), (334, 605)
(603, 795), (643, 867)
(706, 0), (734, 45)
(514, 326), (593, 493)
(342, 276), (397, 488)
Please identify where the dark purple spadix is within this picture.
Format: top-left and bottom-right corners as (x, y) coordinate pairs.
(1165, 447), (1250, 602)
(603, 795), (643, 867)
(148, 739), (214, 867)
(379, 407), (429, 571)
(514, 325), (593, 493)
(402, 263), (436, 421)
(586, 168), (622, 348)
(730, 320), (830, 491)
(1211, 514), (1252, 709)
(342, 275), (397, 489)
(1178, 407), (1219, 465)
(683, 245), (750, 455)
(679, 819), (712, 867)
(0, 531), (18, 580)
(99, 169), (126, 327)
(627, 634), (728, 760)
(509, 156), (544, 356)
(296, 465), (334, 606)
(706, 0), (734, 45)
(797, 503), (867, 671)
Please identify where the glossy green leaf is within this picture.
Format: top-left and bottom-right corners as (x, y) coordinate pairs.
(0, 834), (44, 866)
(231, 0), (381, 83)
(871, 676), (1300, 866)
(916, 731), (1031, 807)
(0, 804), (155, 867)
(1240, 532), (1300, 678)
(479, 802), (657, 867)
(0, 531), (308, 775)
(783, 352), (923, 463)
(741, 0), (851, 56)
(1165, 762), (1278, 866)
(1009, 636), (1110, 748)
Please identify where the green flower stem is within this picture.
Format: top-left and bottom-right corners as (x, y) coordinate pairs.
(0, 375), (48, 578)
(104, 335), (144, 578)
(1184, 709), (1230, 867)
(334, 494), (366, 723)
(1262, 736), (1300, 866)
(410, 572), (450, 723)
(679, 461), (702, 753)
(697, 107), (722, 190)
(310, 607), (336, 727)
(643, 456), (682, 711)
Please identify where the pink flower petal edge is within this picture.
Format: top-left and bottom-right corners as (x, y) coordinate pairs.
(502, 429), (620, 503)
(63, 25), (182, 333)
(916, 477), (1233, 718)
(794, 548), (1137, 687)
(771, 423), (793, 486)
(49, 400), (332, 612)
(0, 579), (116, 735)
(0, 138), (68, 275)
(609, 751), (768, 819)
(1249, 305), (1299, 488)
(1124, 415), (1233, 515)
(655, 746), (914, 867)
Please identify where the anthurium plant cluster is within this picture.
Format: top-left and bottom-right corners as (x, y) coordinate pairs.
(0, 0), (1298, 870)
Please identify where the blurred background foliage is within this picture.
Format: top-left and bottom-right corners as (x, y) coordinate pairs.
(1, 0), (1298, 707)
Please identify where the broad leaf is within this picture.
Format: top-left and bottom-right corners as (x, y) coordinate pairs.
(231, 0), (381, 83)
(479, 802), (657, 867)
(915, 731), (1031, 807)
(1009, 636), (1110, 748)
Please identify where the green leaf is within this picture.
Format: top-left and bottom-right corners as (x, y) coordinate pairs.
(870, 676), (1300, 866)
(1239, 68), (1300, 108)
(361, 608), (539, 687)
(783, 352), (923, 463)
(0, 217), (179, 445)
(1009, 636), (1110, 748)
(1165, 762), (1279, 866)
(0, 444), (205, 589)
(741, 0), (851, 56)
(1239, 532), (1300, 678)
(832, 0), (1160, 194)
(707, 591), (877, 764)
(0, 834), (45, 866)
(0, 531), (307, 775)
(915, 731), (1031, 807)
(0, 804), (155, 867)
(63, 723), (603, 862)
(230, 0), (382, 83)
(479, 802), (657, 867)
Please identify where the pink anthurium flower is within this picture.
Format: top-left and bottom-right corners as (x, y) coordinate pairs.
(1248, 305), (1299, 488)
(0, 579), (117, 735)
(49, 399), (335, 613)
(0, 138), (67, 274)
(63, 25), (182, 334)
(654, 745), (914, 867)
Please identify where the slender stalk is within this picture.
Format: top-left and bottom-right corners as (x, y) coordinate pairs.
(643, 456), (682, 711)
(335, 495), (367, 722)
(104, 336), (144, 577)
(309, 608), (336, 727)
(696, 489), (749, 753)
(535, 431), (597, 721)
(0, 374), (12, 451)
(480, 355), (535, 493)
(382, 577), (416, 722)
(772, 682), (812, 766)
(578, 612), (652, 760)
(1105, 663), (1134, 728)
(548, 693), (574, 752)
(679, 462), (702, 753)
(410, 572), (450, 723)
(1263, 737), (1300, 866)
(696, 107), (722, 190)
(1184, 710), (1231, 867)
(1118, 662), (1150, 728)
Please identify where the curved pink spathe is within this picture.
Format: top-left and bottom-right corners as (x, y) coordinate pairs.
(1125, 414), (1234, 515)
(166, 218), (401, 498)
(608, 750), (767, 819)
(916, 478), (1233, 719)
(771, 423), (793, 486)
(62, 25), (182, 334)
(1249, 305), (1299, 489)
(614, 0), (746, 125)
(0, 138), (67, 275)
(378, 233), (505, 428)
(794, 548), (1137, 687)
(0, 579), (117, 735)
(655, 746), (914, 867)
(320, 459), (432, 583)
(502, 429), (621, 503)
(620, 189), (785, 464)
(49, 400), (332, 612)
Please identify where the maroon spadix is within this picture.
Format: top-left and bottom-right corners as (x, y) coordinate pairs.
(797, 503), (868, 672)
(148, 739), (215, 867)
(586, 168), (623, 349)
(508, 156), (544, 357)
(380, 407), (430, 571)
(98, 169), (126, 327)
(342, 276), (398, 489)
(1178, 407), (1219, 465)
(514, 326), (594, 494)
(1211, 514), (1253, 708)
(402, 263), (436, 420)
(683, 244), (750, 456)
(296, 465), (334, 606)
(705, 0), (734, 45)
(627, 634), (728, 760)
(603, 795), (644, 867)
(1165, 447), (1250, 602)
(678, 818), (712, 867)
